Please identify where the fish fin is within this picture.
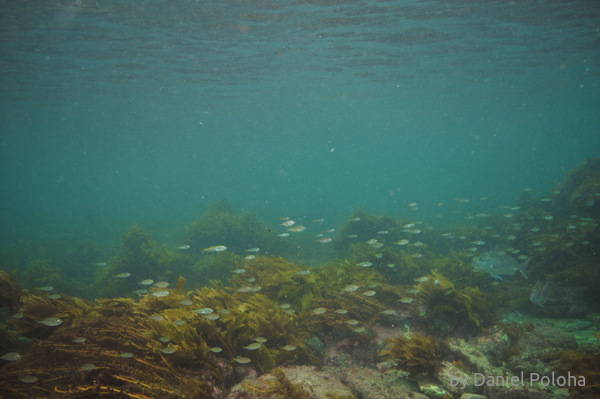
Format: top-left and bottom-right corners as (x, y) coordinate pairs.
(520, 270), (528, 279)
(519, 256), (533, 279)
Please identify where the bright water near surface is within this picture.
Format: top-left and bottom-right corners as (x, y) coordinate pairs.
(1, 0), (599, 261)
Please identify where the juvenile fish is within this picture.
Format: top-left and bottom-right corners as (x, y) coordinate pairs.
(204, 245), (227, 252)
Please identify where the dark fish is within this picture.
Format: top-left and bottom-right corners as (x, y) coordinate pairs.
(472, 251), (531, 280)
(530, 280), (550, 307)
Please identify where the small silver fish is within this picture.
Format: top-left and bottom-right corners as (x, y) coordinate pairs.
(244, 343), (262, 350)
(176, 245), (190, 250)
(0, 352), (21, 361)
(19, 375), (38, 383)
(39, 317), (63, 327)
(114, 272), (131, 278)
(287, 225), (306, 233)
(203, 245), (227, 252)
(343, 285), (359, 292)
(92, 262), (107, 267)
(161, 347), (176, 354)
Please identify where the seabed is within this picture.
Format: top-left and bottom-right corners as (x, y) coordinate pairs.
(1, 159), (599, 398)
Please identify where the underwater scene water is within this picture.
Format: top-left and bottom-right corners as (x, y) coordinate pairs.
(1, 1), (599, 398)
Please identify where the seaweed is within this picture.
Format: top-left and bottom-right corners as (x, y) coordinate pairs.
(0, 271), (23, 311)
(183, 199), (289, 257)
(243, 368), (313, 398)
(333, 210), (408, 255)
(97, 225), (192, 298)
(193, 251), (242, 287)
(0, 277), (230, 398)
(416, 272), (496, 337)
(17, 259), (63, 292)
(547, 350), (600, 396)
(380, 333), (443, 377)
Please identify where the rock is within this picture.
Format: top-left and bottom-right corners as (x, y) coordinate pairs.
(519, 326), (578, 356)
(461, 394), (487, 399)
(227, 366), (353, 399)
(446, 337), (496, 375)
(286, 366), (354, 398)
(483, 384), (551, 399)
(437, 361), (479, 395)
(510, 326), (578, 376)
(340, 365), (428, 399)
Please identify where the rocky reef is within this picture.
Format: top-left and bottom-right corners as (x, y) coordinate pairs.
(1, 158), (599, 398)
